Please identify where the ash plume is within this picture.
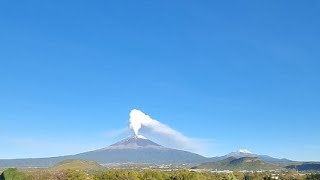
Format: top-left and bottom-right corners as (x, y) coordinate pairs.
(129, 109), (209, 154)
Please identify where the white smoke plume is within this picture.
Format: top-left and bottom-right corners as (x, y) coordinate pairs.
(129, 109), (209, 154)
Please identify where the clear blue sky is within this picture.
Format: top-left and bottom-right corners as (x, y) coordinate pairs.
(0, 1), (319, 161)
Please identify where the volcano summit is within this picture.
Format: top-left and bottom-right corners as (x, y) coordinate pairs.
(107, 135), (163, 149)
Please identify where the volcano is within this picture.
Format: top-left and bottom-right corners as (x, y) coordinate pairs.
(0, 135), (207, 167)
(72, 135), (207, 164)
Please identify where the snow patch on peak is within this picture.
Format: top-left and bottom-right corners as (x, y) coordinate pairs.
(137, 134), (148, 139)
(238, 149), (252, 154)
(129, 134), (148, 139)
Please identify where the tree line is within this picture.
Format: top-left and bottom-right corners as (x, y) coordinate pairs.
(1, 168), (319, 180)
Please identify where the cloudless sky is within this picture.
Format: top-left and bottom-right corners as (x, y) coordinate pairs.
(0, 1), (319, 161)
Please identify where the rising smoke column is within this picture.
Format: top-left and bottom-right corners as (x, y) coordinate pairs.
(129, 109), (152, 135)
(129, 109), (190, 138)
(129, 109), (171, 136)
(128, 109), (208, 154)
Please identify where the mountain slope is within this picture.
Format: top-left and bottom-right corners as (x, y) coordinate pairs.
(49, 159), (105, 172)
(195, 157), (281, 171)
(0, 157), (66, 168)
(286, 162), (320, 171)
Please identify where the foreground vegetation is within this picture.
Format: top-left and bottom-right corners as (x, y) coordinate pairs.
(1, 168), (320, 180)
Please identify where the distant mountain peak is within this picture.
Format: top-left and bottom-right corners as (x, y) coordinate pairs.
(107, 134), (164, 149)
(225, 149), (257, 159)
(195, 156), (280, 171)
(217, 150), (292, 165)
